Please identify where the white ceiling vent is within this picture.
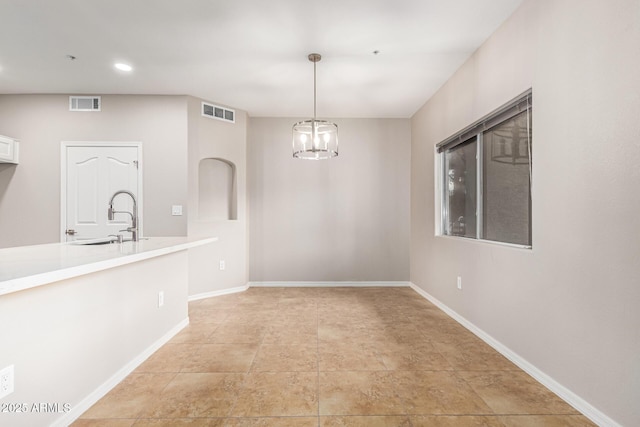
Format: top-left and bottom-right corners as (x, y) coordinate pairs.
(202, 102), (235, 123)
(69, 96), (101, 111)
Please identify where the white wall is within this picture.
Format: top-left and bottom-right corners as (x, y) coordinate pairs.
(0, 251), (189, 427)
(0, 95), (189, 248)
(187, 97), (249, 296)
(410, 0), (640, 425)
(249, 118), (411, 282)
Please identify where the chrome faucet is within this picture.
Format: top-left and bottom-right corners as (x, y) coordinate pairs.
(107, 190), (139, 242)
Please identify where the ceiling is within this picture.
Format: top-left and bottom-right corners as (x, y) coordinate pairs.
(0, 0), (524, 118)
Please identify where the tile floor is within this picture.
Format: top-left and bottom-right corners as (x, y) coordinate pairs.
(73, 287), (595, 427)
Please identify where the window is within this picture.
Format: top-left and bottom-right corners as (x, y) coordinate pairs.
(438, 90), (532, 247)
(443, 137), (477, 239)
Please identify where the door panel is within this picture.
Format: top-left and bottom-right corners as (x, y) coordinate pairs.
(75, 156), (99, 225)
(65, 145), (140, 241)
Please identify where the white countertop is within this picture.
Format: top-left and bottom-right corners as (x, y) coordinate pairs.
(0, 236), (217, 297)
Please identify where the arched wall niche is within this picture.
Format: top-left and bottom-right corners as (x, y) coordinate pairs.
(198, 157), (237, 221)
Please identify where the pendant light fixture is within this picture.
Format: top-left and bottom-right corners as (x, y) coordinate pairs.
(292, 53), (338, 159)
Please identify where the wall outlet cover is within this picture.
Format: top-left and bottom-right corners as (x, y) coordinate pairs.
(0, 365), (15, 399)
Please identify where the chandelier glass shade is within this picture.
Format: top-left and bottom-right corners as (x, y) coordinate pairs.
(292, 54), (338, 160)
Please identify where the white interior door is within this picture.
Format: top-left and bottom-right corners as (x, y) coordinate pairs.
(63, 144), (141, 241)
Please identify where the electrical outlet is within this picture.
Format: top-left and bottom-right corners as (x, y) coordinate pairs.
(0, 365), (15, 399)
(457, 276), (462, 290)
(158, 291), (164, 308)
(219, 260), (226, 271)
(171, 205), (183, 216)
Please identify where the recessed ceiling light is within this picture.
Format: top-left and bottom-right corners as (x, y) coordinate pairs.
(114, 63), (133, 72)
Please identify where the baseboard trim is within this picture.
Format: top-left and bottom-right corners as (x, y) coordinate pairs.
(248, 281), (411, 288)
(53, 317), (189, 427)
(408, 282), (619, 427)
(188, 285), (250, 301)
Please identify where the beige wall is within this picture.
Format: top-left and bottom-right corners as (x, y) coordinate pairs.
(0, 93), (251, 296)
(0, 95), (189, 248)
(410, 0), (640, 425)
(249, 118), (410, 282)
(187, 96), (249, 295)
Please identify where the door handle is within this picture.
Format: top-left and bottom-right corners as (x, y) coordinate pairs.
(65, 229), (77, 235)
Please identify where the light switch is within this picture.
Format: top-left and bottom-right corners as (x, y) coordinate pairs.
(171, 205), (183, 216)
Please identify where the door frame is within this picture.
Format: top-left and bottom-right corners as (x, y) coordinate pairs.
(60, 141), (144, 242)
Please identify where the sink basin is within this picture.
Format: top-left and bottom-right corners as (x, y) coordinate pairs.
(71, 238), (117, 246)
(75, 240), (115, 246)
(70, 237), (148, 246)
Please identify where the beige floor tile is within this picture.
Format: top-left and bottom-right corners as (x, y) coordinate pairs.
(133, 419), (225, 426)
(139, 373), (246, 418)
(237, 289), (280, 299)
(181, 343), (259, 372)
(499, 415), (597, 426)
(243, 287), (286, 297)
(410, 309), (451, 322)
(375, 341), (453, 371)
(224, 417), (318, 426)
(421, 322), (482, 344)
(318, 323), (372, 343)
(136, 343), (201, 373)
(80, 373), (176, 419)
(319, 371), (406, 416)
(433, 341), (518, 371)
(190, 307), (233, 323)
(225, 311), (278, 325)
(208, 322), (269, 344)
(277, 298), (318, 311)
(460, 371), (579, 415)
(251, 344), (318, 371)
(262, 325), (318, 345)
(410, 415), (505, 426)
(393, 371), (494, 415)
(267, 319), (318, 331)
(71, 420), (137, 427)
(316, 287), (361, 298)
(381, 316), (426, 329)
(270, 314), (317, 328)
(317, 312), (365, 324)
(75, 288), (589, 425)
(231, 301), (281, 311)
(318, 341), (386, 371)
(231, 372), (318, 417)
(320, 415), (411, 426)
(316, 301), (349, 310)
(368, 326), (429, 345)
(281, 287), (321, 298)
(170, 323), (221, 344)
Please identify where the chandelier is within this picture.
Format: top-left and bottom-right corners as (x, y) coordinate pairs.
(292, 53), (338, 160)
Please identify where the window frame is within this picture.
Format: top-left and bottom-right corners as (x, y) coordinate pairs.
(437, 90), (532, 249)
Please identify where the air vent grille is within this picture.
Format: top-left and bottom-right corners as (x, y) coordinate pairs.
(202, 102), (235, 123)
(70, 96), (101, 111)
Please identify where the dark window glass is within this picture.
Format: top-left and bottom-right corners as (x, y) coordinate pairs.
(444, 138), (477, 238)
(482, 110), (532, 245)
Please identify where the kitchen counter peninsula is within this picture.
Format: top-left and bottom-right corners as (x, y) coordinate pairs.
(0, 235), (216, 427)
(0, 236), (217, 296)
